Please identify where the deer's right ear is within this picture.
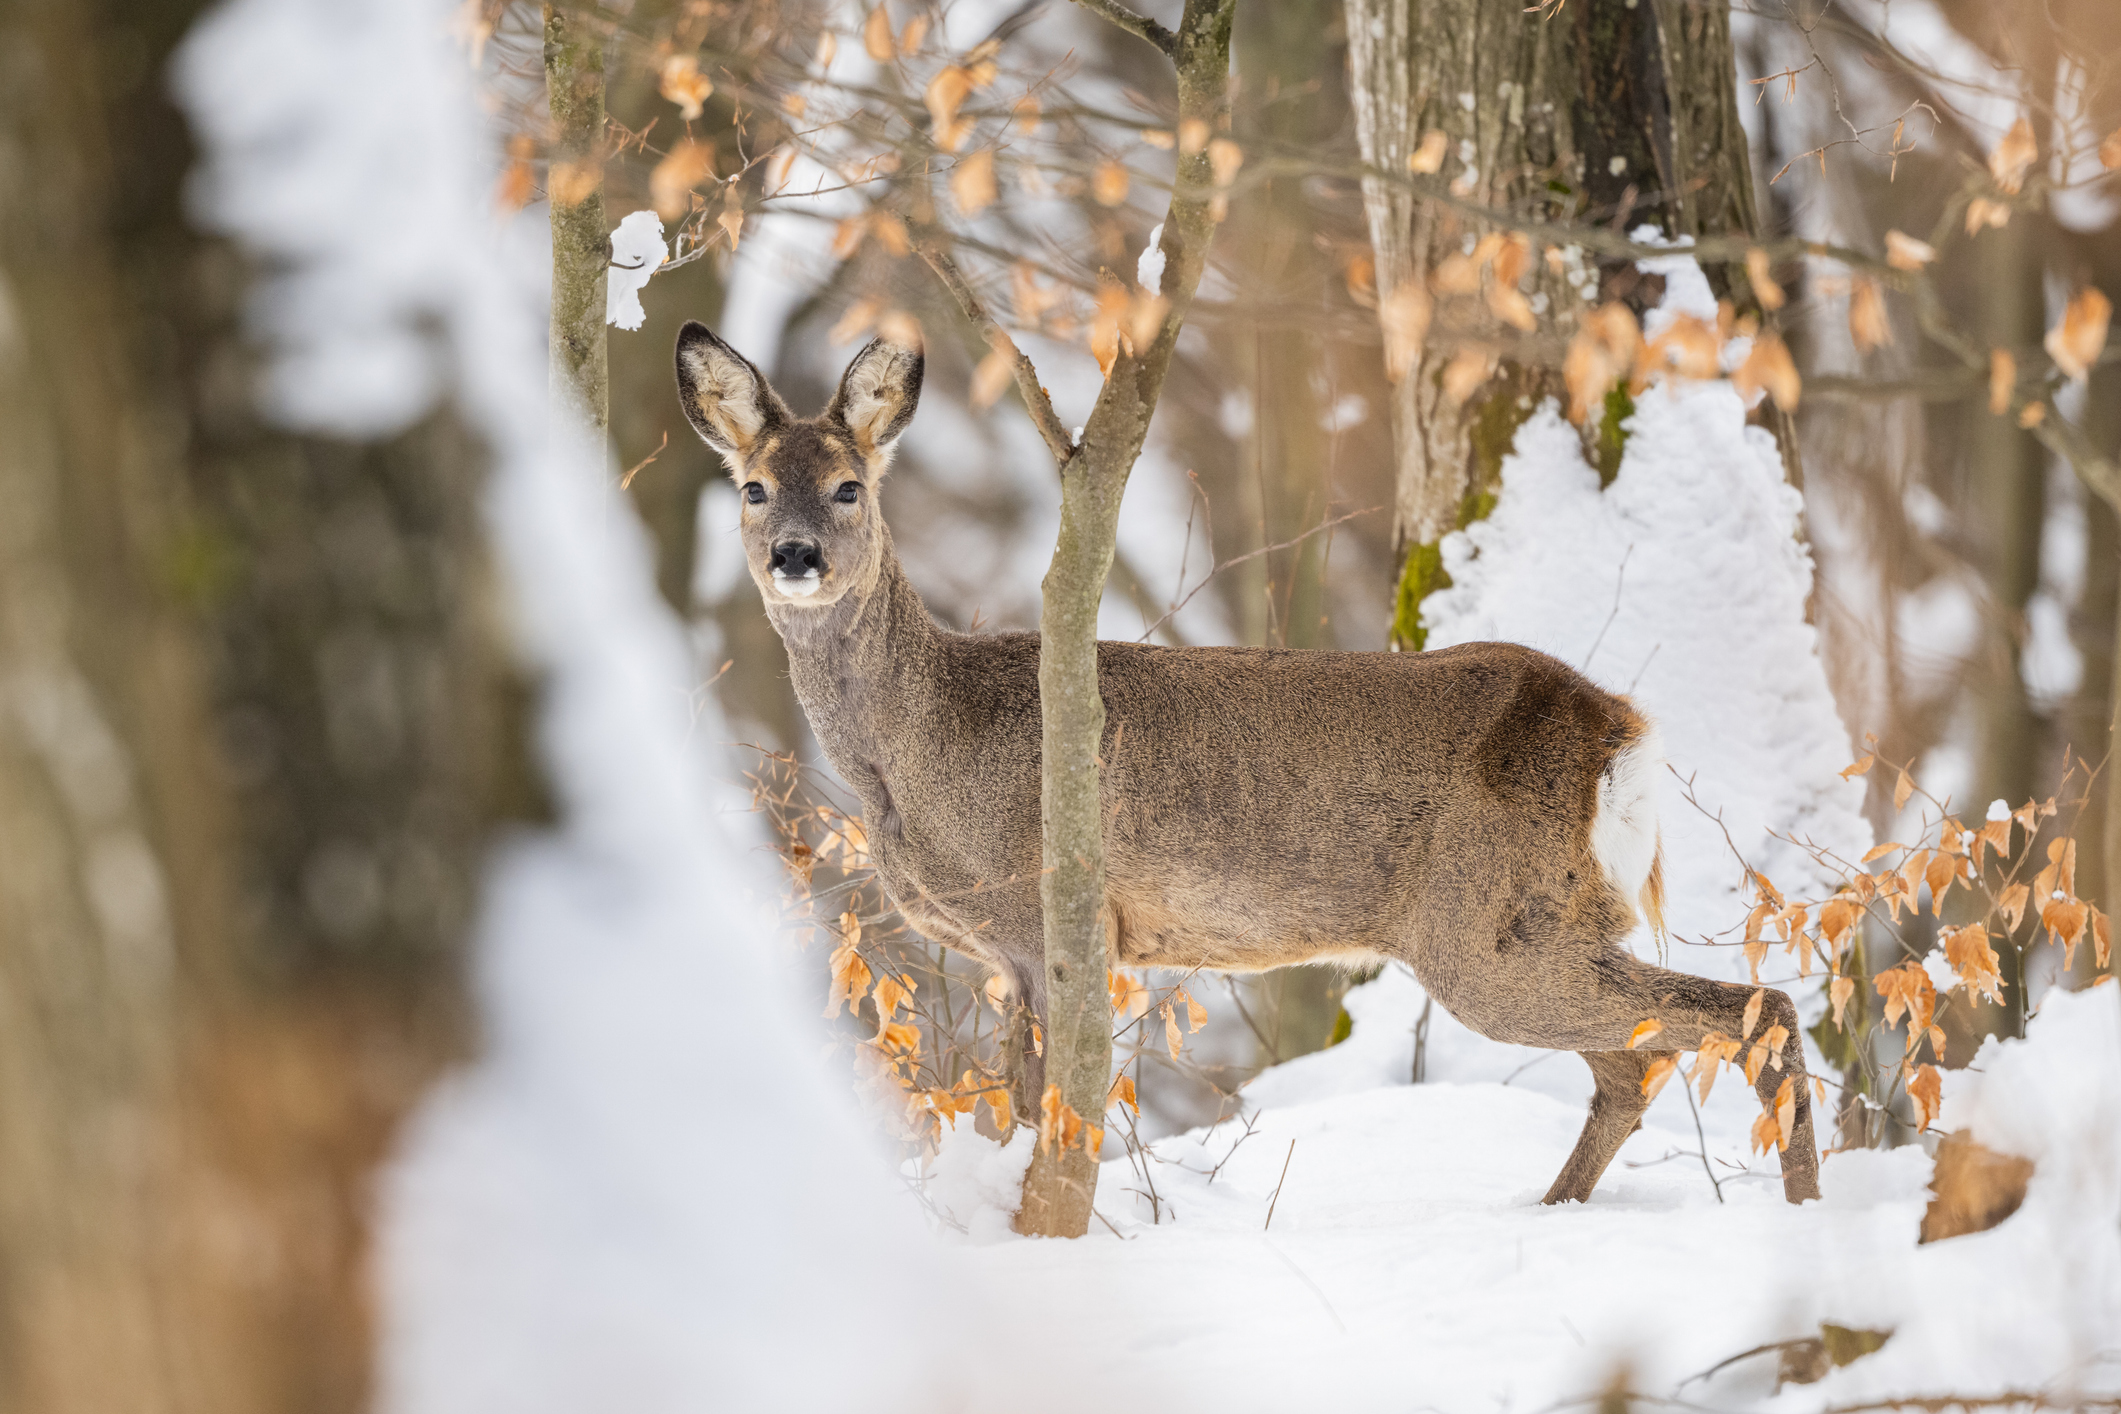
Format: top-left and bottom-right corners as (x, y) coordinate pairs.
(674, 322), (787, 465)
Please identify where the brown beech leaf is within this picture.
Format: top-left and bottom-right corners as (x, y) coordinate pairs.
(970, 333), (1015, 410)
(2093, 907), (2111, 969)
(1091, 159), (1130, 207)
(824, 937), (872, 1018)
(1160, 1000), (1182, 1059)
(1862, 841), (1905, 864)
(649, 140), (713, 219)
(1632, 313), (1719, 392)
(1884, 229), (1936, 271)
(1989, 349), (2016, 415)
(1629, 1018), (1665, 1049)
(1773, 1076), (1796, 1152)
(1819, 899), (1857, 952)
(897, 13), (928, 52)
(1207, 138), (1244, 188)
(1760, 1023), (1789, 1069)
(1012, 94), (1041, 133)
(1989, 116), (2037, 194)
(1407, 129), (1449, 174)
(1742, 988), (1766, 1040)
(1925, 850), (1956, 915)
(1942, 923), (2005, 1004)
(2035, 837), (2078, 902)
(1909, 1063), (1942, 1132)
(1178, 118), (1210, 156)
(1733, 330), (1801, 411)
(863, 5), (895, 61)
(1440, 346), (1498, 405)
(659, 54), (714, 120)
(1563, 302), (1642, 424)
(1746, 247), (1786, 311)
(2044, 897), (2091, 969)
(1998, 881), (2031, 933)
(924, 65), (977, 152)
(1486, 234), (1536, 332)
(1830, 974), (1855, 1030)
(949, 149), (997, 214)
(1850, 277), (1893, 351)
(1751, 1106), (1780, 1156)
(1107, 1072), (1138, 1114)
(1840, 754), (1875, 780)
(1965, 197), (2011, 235)
(1641, 1053), (1679, 1099)
(2046, 287), (2112, 382)
(1181, 989), (1207, 1032)
(1745, 1041), (1770, 1087)
(1380, 284), (1432, 384)
(549, 159), (603, 208)
(1895, 767), (1915, 811)
(871, 971), (915, 1025)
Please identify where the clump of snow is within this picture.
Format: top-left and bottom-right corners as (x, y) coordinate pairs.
(1136, 221), (1166, 291)
(919, 1125), (1035, 1243)
(605, 209), (667, 331)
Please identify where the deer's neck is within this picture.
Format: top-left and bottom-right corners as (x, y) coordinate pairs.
(767, 546), (940, 790)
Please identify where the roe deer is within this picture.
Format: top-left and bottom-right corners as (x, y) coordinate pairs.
(676, 321), (1821, 1205)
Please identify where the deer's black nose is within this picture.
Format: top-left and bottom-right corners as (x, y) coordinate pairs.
(771, 541), (824, 576)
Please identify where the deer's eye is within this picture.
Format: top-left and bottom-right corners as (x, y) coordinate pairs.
(744, 482), (766, 504)
(835, 481), (861, 504)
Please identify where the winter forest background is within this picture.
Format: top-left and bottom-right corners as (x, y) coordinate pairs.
(2, 0), (2119, 1409)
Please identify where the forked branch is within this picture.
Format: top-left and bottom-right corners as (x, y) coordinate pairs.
(916, 242), (1077, 466)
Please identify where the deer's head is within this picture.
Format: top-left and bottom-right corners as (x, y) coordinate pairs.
(675, 322), (923, 610)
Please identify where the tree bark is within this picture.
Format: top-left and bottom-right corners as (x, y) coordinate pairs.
(546, 3), (610, 435)
(1011, 0), (1237, 1239)
(1344, 0), (1779, 649)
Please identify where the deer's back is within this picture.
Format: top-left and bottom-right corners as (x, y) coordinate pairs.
(874, 632), (1641, 978)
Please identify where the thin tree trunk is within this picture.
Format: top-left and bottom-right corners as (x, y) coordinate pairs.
(1234, 0), (1347, 1062)
(546, 3), (609, 435)
(1009, 0), (1237, 1239)
(1345, 0), (1782, 650)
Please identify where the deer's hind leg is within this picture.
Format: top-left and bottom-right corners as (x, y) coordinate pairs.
(1531, 953), (1820, 1205)
(1543, 1049), (1658, 1204)
(1445, 945), (1821, 1205)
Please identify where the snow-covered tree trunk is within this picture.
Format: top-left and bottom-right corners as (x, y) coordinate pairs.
(1343, 0), (1779, 650)
(546, 3), (609, 435)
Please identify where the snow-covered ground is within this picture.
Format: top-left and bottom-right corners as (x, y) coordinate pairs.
(925, 983), (2120, 1414)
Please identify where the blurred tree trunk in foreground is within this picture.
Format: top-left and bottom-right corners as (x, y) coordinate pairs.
(0, 0), (532, 1408)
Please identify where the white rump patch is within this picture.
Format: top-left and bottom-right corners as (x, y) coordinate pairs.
(1591, 723), (1663, 906)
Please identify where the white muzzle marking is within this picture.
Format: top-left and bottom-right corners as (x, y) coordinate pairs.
(774, 571), (822, 599)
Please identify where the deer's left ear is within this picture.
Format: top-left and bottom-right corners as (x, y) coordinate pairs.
(826, 331), (924, 463)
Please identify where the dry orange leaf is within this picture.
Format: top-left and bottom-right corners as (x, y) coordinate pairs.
(1830, 974), (1855, 1031)
(1862, 841), (1903, 864)
(1741, 988), (1765, 1041)
(495, 156), (535, 215)
(970, 333), (1015, 410)
(1407, 129), (1449, 174)
(659, 54), (714, 120)
(1909, 1063), (1942, 1132)
(1178, 118), (1210, 156)
(2035, 837), (2078, 902)
(1760, 1023), (1789, 1069)
(1160, 1000), (1182, 1059)
(897, 13), (928, 52)
(2046, 287), (2111, 382)
(863, 5), (895, 61)
(1563, 302), (1643, 424)
(1107, 1073), (1138, 1114)
(1440, 346), (1498, 404)
(1884, 229), (1936, 271)
(1734, 330), (1801, 411)
(1998, 881), (2031, 933)
(1089, 282), (1131, 377)
(1989, 116), (2038, 194)
(649, 140), (713, 218)
(549, 159), (603, 208)
(1633, 313), (1719, 392)
(1894, 766), (1914, 811)
(1628, 1018), (1665, 1049)
(1092, 159), (1130, 207)
(1850, 277), (1893, 351)
(1989, 348), (2017, 415)
(1641, 1053), (1678, 1099)
(717, 195), (745, 252)
(1140, 127), (1175, 149)
(1965, 197), (2012, 235)
(949, 149), (997, 214)
(1486, 234), (1536, 332)
(925, 65), (977, 152)
(824, 937), (872, 1018)
(1942, 923), (2004, 1004)
(2044, 897), (2091, 968)
(1773, 1075), (1796, 1152)
(1746, 247), (1786, 311)
(1380, 283), (1433, 384)
(1840, 754), (1875, 780)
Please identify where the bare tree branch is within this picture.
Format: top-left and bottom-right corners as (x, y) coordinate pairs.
(916, 241), (1079, 468)
(1070, 0), (1177, 55)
